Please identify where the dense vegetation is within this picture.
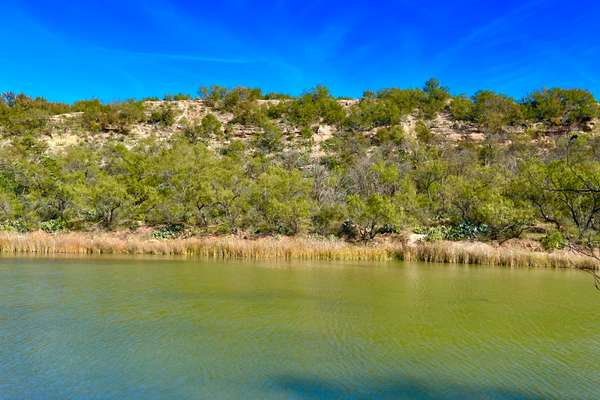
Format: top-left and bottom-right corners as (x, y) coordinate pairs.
(0, 81), (599, 256)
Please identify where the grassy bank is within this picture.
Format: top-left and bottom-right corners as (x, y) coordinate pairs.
(0, 231), (597, 270)
(0, 231), (393, 261)
(399, 241), (598, 269)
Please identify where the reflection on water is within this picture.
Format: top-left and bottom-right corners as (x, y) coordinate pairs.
(0, 257), (598, 399)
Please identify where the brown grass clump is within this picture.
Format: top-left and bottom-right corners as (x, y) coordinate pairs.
(0, 232), (393, 261)
(397, 240), (598, 270)
(0, 232), (597, 270)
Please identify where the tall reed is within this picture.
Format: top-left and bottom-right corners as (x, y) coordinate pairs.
(0, 232), (393, 261)
(397, 241), (598, 270)
(0, 232), (597, 269)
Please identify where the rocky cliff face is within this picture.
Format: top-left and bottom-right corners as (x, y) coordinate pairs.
(40, 99), (599, 154)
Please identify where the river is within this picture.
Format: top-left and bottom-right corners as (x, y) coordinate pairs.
(0, 257), (598, 399)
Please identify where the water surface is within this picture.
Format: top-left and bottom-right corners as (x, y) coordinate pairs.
(0, 257), (598, 399)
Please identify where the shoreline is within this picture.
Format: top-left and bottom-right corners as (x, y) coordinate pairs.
(0, 231), (597, 270)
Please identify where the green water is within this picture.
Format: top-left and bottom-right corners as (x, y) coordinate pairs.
(0, 257), (598, 399)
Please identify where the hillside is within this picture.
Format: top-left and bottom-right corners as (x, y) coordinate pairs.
(35, 97), (600, 155)
(1, 82), (600, 266)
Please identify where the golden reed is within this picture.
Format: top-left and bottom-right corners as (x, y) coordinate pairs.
(398, 240), (598, 270)
(0, 231), (392, 261)
(0, 231), (596, 269)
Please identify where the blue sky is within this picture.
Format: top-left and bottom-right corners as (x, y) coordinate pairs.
(2, 0), (599, 102)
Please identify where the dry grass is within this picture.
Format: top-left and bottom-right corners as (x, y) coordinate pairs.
(0, 231), (597, 270)
(397, 240), (599, 270)
(0, 231), (393, 261)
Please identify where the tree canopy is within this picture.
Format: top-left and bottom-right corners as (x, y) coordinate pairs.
(0, 82), (598, 251)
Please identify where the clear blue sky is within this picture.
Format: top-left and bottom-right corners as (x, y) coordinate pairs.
(2, 0), (599, 102)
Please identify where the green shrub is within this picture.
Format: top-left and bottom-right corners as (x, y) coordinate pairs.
(423, 226), (447, 241)
(221, 140), (245, 157)
(448, 95), (473, 121)
(253, 121), (283, 153)
(418, 223), (489, 242)
(184, 113), (222, 143)
(285, 85), (345, 127)
(40, 218), (66, 233)
(373, 126), (405, 145)
(163, 93), (192, 101)
(523, 88), (598, 125)
(471, 90), (522, 132)
(148, 105), (176, 126)
(540, 230), (567, 251)
(339, 219), (358, 239)
(415, 121), (433, 143)
(73, 99), (145, 134)
(152, 224), (184, 239)
(0, 219), (29, 233)
(446, 222), (489, 240)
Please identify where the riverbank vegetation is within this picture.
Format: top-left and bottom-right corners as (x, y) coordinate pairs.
(0, 81), (599, 268)
(0, 231), (597, 269)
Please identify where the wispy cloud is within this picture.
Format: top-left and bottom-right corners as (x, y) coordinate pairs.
(102, 48), (255, 64)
